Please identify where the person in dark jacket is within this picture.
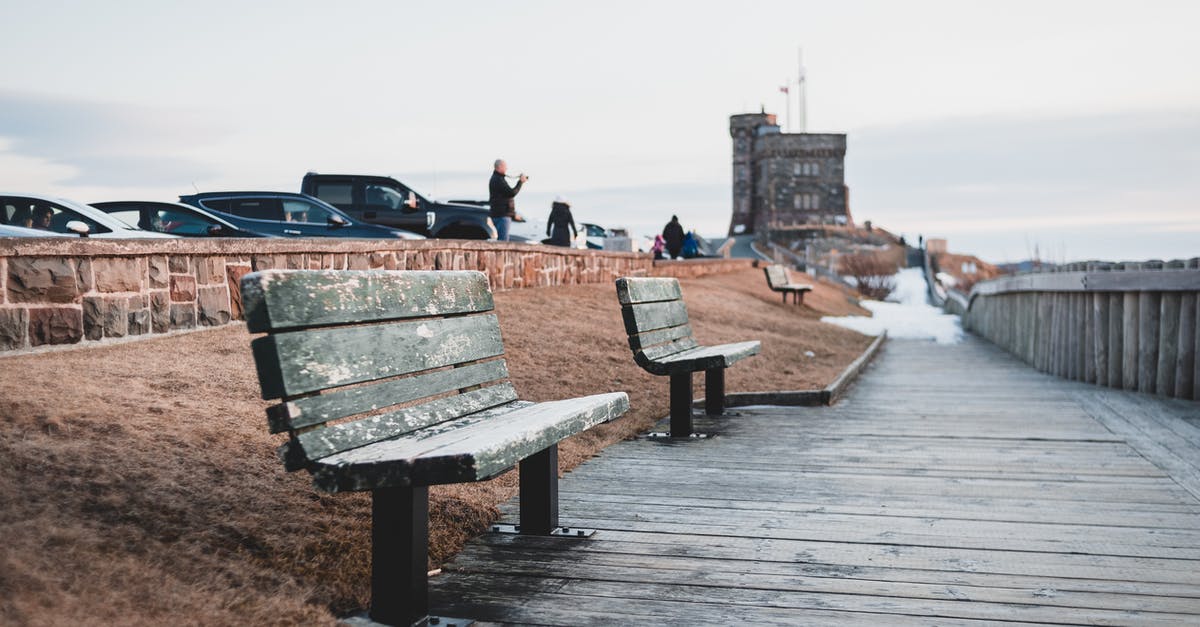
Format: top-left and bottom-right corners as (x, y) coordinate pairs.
(662, 215), (685, 259)
(488, 158), (526, 241)
(545, 196), (577, 247)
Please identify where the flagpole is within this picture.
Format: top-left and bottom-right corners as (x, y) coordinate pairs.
(798, 47), (806, 132)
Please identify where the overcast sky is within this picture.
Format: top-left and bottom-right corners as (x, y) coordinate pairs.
(1, 0), (1196, 262)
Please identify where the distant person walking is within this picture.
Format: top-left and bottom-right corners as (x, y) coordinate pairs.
(545, 196), (577, 247)
(682, 230), (699, 259)
(651, 234), (666, 260)
(488, 158), (526, 241)
(662, 215), (685, 259)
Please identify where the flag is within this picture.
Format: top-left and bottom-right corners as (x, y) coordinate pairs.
(779, 86), (790, 94)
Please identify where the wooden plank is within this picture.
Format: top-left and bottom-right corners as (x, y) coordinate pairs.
(825, 332), (887, 403)
(619, 300), (689, 334)
(290, 382), (520, 464)
(1123, 290), (1140, 391)
(252, 313), (504, 398)
(1109, 291), (1124, 387)
(644, 340), (761, 374)
(627, 323), (693, 351)
(614, 276), (682, 305)
(1138, 291), (1161, 394)
(266, 359), (510, 432)
(241, 269), (493, 333)
(1158, 291), (1181, 396)
(1178, 292), (1197, 399)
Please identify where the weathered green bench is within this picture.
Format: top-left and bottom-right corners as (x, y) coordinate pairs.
(764, 264), (814, 305)
(242, 269), (629, 626)
(615, 276), (760, 437)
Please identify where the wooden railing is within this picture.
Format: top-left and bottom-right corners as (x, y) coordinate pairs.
(963, 260), (1200, 400)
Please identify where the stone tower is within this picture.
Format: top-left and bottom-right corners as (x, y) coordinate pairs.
(729, 112), (850, 236)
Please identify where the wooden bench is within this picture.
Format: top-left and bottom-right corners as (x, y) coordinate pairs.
(242, 269), (629, 626)
(615, 277), (760, 437)
(764, 264), (814, 305)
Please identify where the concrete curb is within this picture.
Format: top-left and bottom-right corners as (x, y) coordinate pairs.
(702, 331), (887, 408)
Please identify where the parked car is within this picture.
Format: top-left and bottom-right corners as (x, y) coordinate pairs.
(177, 192), (424, 239)
(301, 172), (496, 239)
(0, 224), (75, 237)
(92, 200), (275, 237)
(0, 193), (177, 238)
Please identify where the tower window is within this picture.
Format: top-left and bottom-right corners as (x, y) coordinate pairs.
(812, 163), (820, 176)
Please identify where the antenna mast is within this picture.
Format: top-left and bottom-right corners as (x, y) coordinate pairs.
(797, 47), (807, 132)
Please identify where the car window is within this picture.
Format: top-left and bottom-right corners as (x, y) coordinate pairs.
(282, 198), (339, 224)
(0, 196), (111, 234)
(223, 198), (284, 221)
(149, 207), (219, 235)
(105, 208), (144, 229)
(314, 183), (352, 205)
(363, 184), (408, 210)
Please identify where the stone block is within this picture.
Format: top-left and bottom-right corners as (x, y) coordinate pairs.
(93, 257), (142, 293)
(0, 307), (27, 350)
(197, 286), (231, 327)
(28, 307), (83, 346)
(285, 254), (304, 269)
(148, 255), (169, 288)
(347, 253), (370, 270)
(168, 256), (190, 273)
(7, 258), (79, 303)
(170, 303), (196, 330)
(170, 275), (196, 302)
(84, 296), (129, 340)
(76, 258), (94, 293)
(196, 256), (224, 284)
(128, 308), (150, 336)
(151, 291), (170, 333)
(225, 265), (252, 320)
(252, 255), (276, 271)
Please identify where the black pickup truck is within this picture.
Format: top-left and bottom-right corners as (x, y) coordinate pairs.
(301, 172), (496, 239)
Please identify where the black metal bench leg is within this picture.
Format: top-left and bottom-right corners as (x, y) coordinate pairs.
(670, 372), (693, 437)
(781, 291), (788, 304)
(520, 444), (559, 535)
(705, 368), (725, 415)
(370, 485), (428, 626)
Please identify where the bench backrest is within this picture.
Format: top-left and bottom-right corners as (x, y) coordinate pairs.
(764, 264), (791, 288)
(242, 270), (516, 471)
(615, 277), (698, 366)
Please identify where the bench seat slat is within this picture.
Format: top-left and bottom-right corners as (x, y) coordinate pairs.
(638, 340), (762, 375)
(268, 359), (510, 433)
(253, 313), (504, 398)
(765, 265), (813, 293)
(615, 277), (683, 305)
(637, 337), (700, 362)
(312, 392), (630, 492)
(628, 324), (694, 351)
(620, 300), (690, 335)
(291, 382), (520, 462)
(242, 270), (494, 332)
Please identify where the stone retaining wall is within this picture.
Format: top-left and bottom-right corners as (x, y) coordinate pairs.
(651, 258), (756, 278)
(0, 238), (751, 354)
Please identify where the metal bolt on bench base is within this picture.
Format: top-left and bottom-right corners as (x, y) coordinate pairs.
(489, 523), (596, 538)
(342, 612), (475, 627)
(646, 431), (711, 440)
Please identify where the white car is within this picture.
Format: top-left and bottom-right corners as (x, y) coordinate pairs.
(0, 223), (75, 237)
(0, 193), (178, 238)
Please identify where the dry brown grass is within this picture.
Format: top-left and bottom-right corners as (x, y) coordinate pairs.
(0, 268), (871, 625)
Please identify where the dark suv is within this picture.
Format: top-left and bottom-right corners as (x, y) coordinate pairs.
(178, 192), (423, 239)
(301, 172), (495, 239)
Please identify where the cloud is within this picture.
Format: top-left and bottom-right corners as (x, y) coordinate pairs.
(0, 90), (226, 187)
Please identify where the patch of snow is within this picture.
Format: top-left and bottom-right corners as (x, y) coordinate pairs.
(822, 268), (963, 344)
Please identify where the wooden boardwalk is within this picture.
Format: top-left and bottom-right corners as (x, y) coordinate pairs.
(430, 337), (1200, 625)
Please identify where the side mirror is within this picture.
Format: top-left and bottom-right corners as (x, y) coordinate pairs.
(65, 220), (90, 238)
(405, 191), (418, 210)
(328, 214), (348, 227)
